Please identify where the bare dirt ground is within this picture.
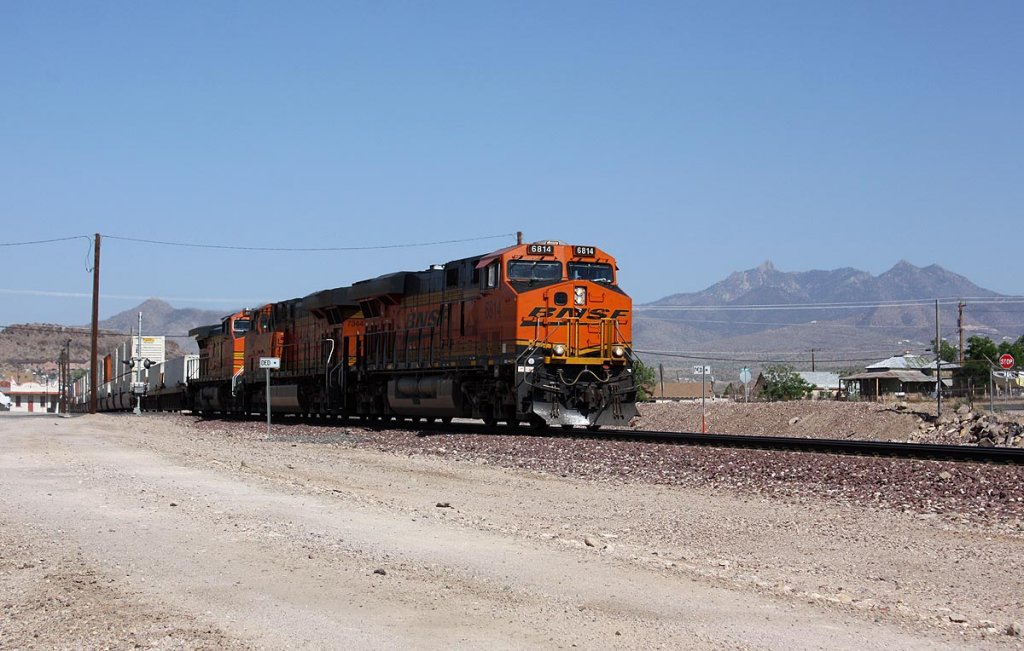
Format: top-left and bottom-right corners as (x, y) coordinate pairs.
(634, 400), (931, 440)
(2, 411), (1023, 650)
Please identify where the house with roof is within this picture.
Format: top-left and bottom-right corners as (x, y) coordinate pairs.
(796, 372), (842, 399)
(840, 354), (959, 400)
(1, 379), (60, 414)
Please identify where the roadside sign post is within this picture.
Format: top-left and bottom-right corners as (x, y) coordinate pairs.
(259, 357), (281, 436)
(999, 355), (1015, 408)
(739, 367), (752, 403)
(693, 365), (711, 433)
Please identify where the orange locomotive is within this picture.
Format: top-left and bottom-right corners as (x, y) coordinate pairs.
(189, 309), (251, 413)
(349, 240), (637, 428)
(240, 289), (364, 414)
(188, 239), (638, 428)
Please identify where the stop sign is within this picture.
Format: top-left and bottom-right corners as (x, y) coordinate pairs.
(999, 353), (1015, 370)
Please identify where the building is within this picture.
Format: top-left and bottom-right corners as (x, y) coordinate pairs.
(840, 354), (958, 400)
(655, 380), (715, 400)
(795, 372), (842, 399)
(1, 379), (60, 414)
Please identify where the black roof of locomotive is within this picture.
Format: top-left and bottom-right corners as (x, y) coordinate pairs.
(349, 268), (444, 300)
(303, 286), (358, 311)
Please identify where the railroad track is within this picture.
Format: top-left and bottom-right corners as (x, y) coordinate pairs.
(379, 419), (1024, 464)
(188, 412), (1024, 465)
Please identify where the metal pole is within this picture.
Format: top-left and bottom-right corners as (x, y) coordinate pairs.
(134, 312), (142, 415)
(89, 233), (100, 414)
(266, 367), (272, 436)
(990, 367), (995, 413)
(701, 368), (707, 433)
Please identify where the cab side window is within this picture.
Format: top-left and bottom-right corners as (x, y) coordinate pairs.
(485, 261), (499, 289)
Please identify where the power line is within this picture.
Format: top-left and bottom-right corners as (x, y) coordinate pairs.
(0, 235), (92, 247)
(635, 296), (1024, 312)
(0, 288), (258, 304)
(634, 349), (899, 365)
(103, 232), (516, 252)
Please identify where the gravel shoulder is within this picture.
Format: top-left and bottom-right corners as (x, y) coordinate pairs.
(1, 412), (1023, 649)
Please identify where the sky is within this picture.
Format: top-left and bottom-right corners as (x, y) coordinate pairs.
(2, 1), (1022, 326)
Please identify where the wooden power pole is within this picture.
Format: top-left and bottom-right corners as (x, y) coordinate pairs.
(89, 233), (101, 414)
(958, 301), (966, 366)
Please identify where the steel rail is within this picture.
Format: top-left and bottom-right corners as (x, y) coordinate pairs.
(402, 420), (1024, 464)
(597, 430), (1024, 464)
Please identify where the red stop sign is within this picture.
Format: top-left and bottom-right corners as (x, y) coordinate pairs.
(999, 354), (1015, 370)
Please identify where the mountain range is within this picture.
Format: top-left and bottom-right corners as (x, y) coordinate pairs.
(635, 260), (1020, 378)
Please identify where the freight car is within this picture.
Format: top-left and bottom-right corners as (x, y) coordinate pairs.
(83, 239), (640, 428)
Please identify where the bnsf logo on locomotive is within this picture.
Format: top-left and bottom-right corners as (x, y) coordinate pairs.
(521, 307), (629, 325)
(406, 310), (441, 329)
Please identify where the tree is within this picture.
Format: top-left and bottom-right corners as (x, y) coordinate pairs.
(963, 335), (999, 388)
(761, 364), (814, 401)
(930, 337), (958, 363)
(632, 359), (657, 401)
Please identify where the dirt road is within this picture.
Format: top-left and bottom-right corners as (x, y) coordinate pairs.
(1, 413), (1021, 649)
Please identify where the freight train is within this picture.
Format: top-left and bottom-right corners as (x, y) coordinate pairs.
(74, 240), (639, 429)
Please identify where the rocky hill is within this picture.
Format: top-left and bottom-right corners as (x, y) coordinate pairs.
(0, 299), (229, 379)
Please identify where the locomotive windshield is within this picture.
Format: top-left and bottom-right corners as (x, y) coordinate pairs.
(568, 262), (614, 283)
(507, 260), (562, 282)
(232, 318), (251, 337)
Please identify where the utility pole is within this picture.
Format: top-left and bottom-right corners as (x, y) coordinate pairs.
(958, 301), (966, 366)
(89, 233), (100, 414)
(64, 339), (71, 415)
(57, 346), (64, 415)
(935, 299), (941, 417)
(811, 349), (816, 372)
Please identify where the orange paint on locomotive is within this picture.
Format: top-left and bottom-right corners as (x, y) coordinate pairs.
(365, 242), (632, 367)
(194, 309), (251, 381)
(244, 300), (365, 376)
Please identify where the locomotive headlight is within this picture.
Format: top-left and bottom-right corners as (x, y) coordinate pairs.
(574, 286), (587, 305)
(552, 344), (567, 357)
(612, 345), (625, 358)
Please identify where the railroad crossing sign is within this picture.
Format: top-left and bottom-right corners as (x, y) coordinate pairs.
(259, 357), (281, 369)
(999, 354), (1015, 370)
(739, 367), (752, 384)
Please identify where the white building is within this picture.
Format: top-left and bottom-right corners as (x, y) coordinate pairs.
(1, 380), (60, 414)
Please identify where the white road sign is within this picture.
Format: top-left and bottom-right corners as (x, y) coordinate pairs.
(693, 365), (711, 375)
(259, 357), (281, 369)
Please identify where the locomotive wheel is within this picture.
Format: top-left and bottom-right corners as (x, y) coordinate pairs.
(587, 424), (602, 432)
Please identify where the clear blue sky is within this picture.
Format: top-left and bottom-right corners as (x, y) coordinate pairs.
(2, 1), (1022, 325)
